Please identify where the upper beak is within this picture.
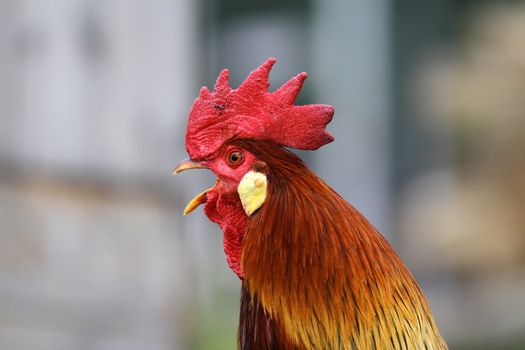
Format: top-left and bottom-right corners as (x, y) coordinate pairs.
(172, 158), (208, 175)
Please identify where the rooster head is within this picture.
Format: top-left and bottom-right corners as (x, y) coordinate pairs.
(174, 57), (334, 277)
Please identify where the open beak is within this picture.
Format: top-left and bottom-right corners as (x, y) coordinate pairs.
(173, 158), (212, 215)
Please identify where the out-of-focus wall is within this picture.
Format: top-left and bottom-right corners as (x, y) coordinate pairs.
(0, 1), (203, 349)
(394, 2), (525, 348)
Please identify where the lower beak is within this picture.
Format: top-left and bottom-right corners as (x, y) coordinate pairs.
(182, 188), (210, 215)
(173, 158), (211, 215)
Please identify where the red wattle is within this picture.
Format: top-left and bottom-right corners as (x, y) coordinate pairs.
(204, 189), (248, 279)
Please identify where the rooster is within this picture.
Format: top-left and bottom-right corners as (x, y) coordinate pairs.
(174, 58), (447, 349)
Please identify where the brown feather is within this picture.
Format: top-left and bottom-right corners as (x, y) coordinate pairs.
(232, 139), (447, 350)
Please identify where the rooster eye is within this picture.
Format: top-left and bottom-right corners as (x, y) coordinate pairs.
(227, 150), (244, 167)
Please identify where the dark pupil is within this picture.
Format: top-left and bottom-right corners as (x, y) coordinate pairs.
(230, 153), (240, 162)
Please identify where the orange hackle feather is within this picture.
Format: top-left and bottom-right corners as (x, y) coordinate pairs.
(235, 139), (447, 350)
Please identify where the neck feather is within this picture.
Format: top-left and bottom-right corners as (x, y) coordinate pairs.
(233, 140), (446, 349)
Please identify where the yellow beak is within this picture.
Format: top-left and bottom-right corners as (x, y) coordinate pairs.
(172, 158), (208, 175)
(173, 158), (211, 215)
(182, 188), (210, 215)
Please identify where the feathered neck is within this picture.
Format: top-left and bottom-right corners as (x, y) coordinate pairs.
(234, 140), (447, 350)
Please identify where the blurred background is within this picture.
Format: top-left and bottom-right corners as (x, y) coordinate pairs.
(1, 0), (524, 349)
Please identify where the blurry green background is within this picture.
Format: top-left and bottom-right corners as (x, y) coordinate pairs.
(1, 0), (524, 349)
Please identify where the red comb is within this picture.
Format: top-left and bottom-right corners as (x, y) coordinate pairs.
(185, 57), (334, 160)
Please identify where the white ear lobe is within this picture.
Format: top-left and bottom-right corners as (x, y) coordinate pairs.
(237, 171), (267, 216)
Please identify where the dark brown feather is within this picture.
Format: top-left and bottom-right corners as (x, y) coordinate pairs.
(231, 139), (447, 350)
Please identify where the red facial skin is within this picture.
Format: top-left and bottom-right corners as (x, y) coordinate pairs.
(197, 144), (259, 278)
